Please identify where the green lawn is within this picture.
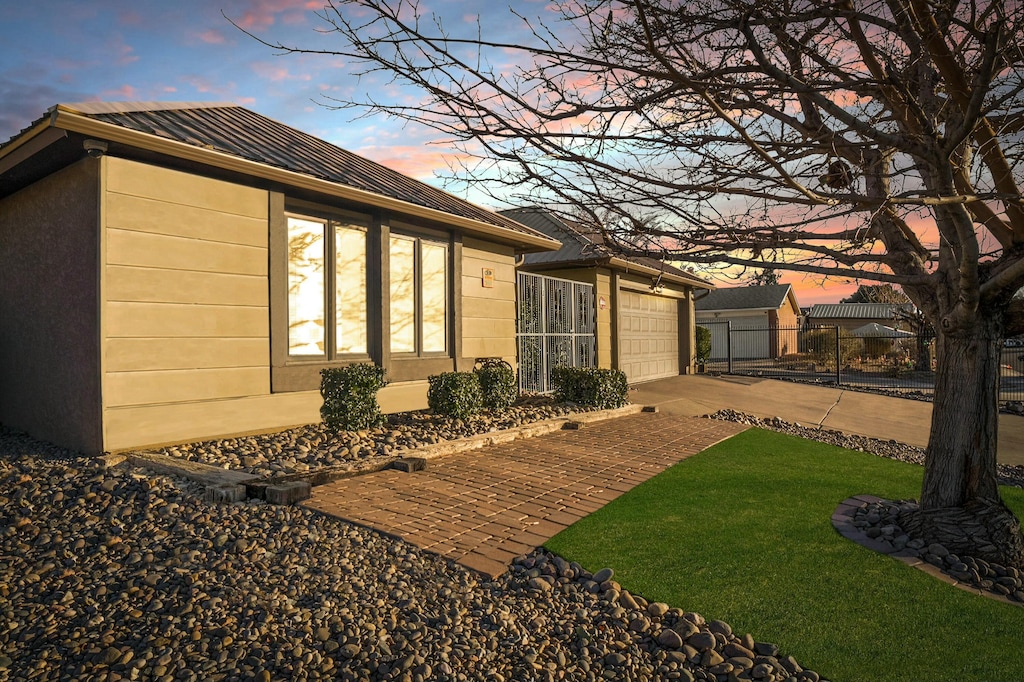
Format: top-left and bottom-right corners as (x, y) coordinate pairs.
(545, 428), (1024, 682)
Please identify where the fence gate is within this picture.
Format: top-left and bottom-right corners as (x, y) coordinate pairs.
(516, 271), (596, 392)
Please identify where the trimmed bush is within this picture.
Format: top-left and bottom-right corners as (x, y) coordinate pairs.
(428, 371), (483, 418)
(551, 367), (629, 409)
(320, 364), (389, 431)
(474, 361), (517, 410)
(695, 326), (712, 365)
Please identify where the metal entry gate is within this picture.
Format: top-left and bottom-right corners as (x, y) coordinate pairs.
(516, 271), (596, 392)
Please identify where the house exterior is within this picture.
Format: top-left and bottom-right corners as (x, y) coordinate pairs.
(0, 102), (560, 454)
(805, 303), (915, 332)
(694, 284), (801, 360)
(498, 207), (714, 384)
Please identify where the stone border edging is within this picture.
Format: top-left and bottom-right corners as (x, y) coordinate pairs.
(831, 495), (1022, 608)
(112, 403), (647, 502)
(408, 403), (644, 461)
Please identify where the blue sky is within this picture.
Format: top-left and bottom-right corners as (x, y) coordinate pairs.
(0, 0), (548, 185)
(0, 0), (853, 303)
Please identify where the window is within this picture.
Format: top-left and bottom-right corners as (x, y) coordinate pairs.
(389, 234), (448, 355)
(286, 212), (368, 358)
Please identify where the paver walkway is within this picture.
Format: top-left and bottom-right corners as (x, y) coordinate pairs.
(302, 412), (745, 577)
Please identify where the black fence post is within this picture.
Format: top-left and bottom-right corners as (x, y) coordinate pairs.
(727, 321), (733, 374)
(834, 325), (842, 386)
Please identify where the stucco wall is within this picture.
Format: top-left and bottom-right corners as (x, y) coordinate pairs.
(0, 158), (102, 453)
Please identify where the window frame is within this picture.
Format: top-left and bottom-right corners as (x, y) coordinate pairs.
(388, 230), (451, 358)
(284, 209), (371, 361)
(270, 195), (464, 393)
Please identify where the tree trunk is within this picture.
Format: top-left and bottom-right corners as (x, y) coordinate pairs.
(909, 317), (1024, 568)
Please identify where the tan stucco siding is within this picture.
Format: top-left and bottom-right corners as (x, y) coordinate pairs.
(0, 158), (102, 453)
(461, 237), (517, 363)
(102, 158), (270, 413)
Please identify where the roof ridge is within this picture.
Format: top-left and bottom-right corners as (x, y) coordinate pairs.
(56, 101), (239, 116)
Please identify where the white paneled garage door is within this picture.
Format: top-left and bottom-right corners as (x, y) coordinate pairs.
(619, 290), (679, 383)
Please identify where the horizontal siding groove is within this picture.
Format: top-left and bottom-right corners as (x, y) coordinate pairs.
(103, 222), (267, 248)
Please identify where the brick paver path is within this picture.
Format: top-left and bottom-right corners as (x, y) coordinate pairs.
(302, 412), (746, 577)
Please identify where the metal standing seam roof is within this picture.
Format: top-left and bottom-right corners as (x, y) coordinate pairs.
(499, 207), (712, 288)
(807, 303), (914, 319)
(694, 284), (795, 312)
(1, 102), (553, 246)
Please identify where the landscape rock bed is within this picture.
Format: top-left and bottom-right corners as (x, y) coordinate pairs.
(851, 499), (1024, 605)
(147, 397), (592, 480)
(1, 425), (826, 682)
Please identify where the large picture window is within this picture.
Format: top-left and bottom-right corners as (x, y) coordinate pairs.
(286, 212), (368, 358)
(389, 234), (448, 355)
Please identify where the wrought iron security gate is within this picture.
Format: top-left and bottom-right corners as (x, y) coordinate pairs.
(516, 271), (596, 392)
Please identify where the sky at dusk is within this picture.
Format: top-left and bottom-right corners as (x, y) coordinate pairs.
(0, 0), (856, 304)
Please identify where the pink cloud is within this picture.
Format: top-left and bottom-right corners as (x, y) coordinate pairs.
(118, 10), (142, 25)
(231, 0), (318, 30)
(251, 61), (311, 82)
(103, 84), (138, 100)
(198, 29), (227, 45)
(355, 144), (468, 180)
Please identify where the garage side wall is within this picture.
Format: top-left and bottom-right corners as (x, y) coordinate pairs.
(0, 158), (102, 453)
(461, 237), (518, 365)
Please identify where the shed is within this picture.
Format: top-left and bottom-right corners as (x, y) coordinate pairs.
(694, 284), (801, 360)
(498, 207), (713, 384)
(805, 303), (915, 332)
(0, 102), (559, 454)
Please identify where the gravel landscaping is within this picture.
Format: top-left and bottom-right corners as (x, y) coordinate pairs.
(145, 397), (591, 480)
(1, 416), (827, 682)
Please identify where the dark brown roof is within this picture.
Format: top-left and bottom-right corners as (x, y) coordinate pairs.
(1, 102), (555, 248)
(499, 207), (712, 288)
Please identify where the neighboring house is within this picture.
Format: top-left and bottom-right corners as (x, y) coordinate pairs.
(498, 207), (714, 384)
(694, 284), (801, 360)
(0, 102), (560, 454)
(805, 303), (915, 332)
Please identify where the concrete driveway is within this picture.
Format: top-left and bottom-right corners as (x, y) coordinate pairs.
(631, 375), (1024, 467)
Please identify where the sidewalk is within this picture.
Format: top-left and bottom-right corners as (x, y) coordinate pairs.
(631, 375), (1024, 467)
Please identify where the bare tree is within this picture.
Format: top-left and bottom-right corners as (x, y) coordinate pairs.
(747, 268), (782, 286)
(250, 0), (1024, 566)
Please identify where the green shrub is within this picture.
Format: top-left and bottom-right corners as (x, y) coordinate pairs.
(474, 361), (517, 410)
(428, 372), (483, 418)
(695, 326), (712, 365)
(863, 335), (893, 359)
(804, 328), (860, 368)
(551, 367), (629, 409)
(320, 364), (388, 431)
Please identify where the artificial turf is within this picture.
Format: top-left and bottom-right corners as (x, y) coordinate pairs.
(545, 427), (1024, 682)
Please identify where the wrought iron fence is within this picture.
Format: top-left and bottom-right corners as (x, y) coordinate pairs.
(695, 322), (1024, 405)
(516, 272), (596, 393)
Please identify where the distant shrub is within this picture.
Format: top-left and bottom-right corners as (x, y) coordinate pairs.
(551, 367), (629, 409)
(428, 372), (483, 418)
(695, 326), (712, 365)
(804, 328), (860, 368)
(474, 361), (517, 410)
(320, 364), (388, 431)
(863, 335), (894, 359)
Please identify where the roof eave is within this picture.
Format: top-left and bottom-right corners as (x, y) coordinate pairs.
(45, 108), (561, 252)
(607, 256), (715, 289)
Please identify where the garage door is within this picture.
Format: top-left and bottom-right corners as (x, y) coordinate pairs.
(619, 290), (679, 383)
